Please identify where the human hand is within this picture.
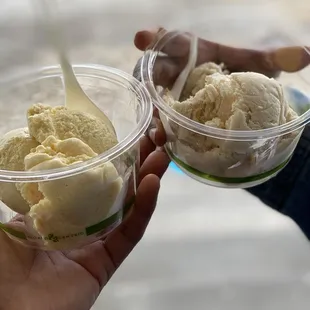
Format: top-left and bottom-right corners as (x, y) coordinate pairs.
(133, 28), (310, 145)
(134, 28), (310, 86)
(0, 136), (170, 310)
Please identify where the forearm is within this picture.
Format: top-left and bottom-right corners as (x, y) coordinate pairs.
(247, 125), (310, 239)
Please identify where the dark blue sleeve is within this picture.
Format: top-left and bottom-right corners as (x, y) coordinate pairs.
(247, 125), (310, 239)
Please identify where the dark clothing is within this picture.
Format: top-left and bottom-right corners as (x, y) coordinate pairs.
(247, 125), (310, 239)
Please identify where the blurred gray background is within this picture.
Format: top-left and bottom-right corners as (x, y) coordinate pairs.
(1, 0), (310, 309)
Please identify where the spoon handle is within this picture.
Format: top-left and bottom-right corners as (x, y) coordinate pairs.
(171, 35), (198, 100)
(33, 0), (116, 134)
(34, 0), (79, 90)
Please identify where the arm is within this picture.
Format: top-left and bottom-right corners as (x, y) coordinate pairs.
(247, 125), (310, 239)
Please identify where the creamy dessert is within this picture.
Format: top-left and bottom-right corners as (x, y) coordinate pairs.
(163, 62), (300, 179)
(0, 103), (122, 248)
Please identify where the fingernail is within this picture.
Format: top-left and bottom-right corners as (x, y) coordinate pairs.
(149, 128), (157, 143)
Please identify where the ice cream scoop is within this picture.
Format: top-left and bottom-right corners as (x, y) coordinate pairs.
(163, 62), (300, 179)
(0, 103), (122, 249)
(0, 128), (39, 214)
(27, 103), (118, 154)
(17, 136), (122, 248)
(166, 70), (298, 132)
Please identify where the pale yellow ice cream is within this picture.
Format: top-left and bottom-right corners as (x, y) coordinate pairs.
(163, 62), (300, 178)
(180, 62), (229, 101)
(17, 136), (122, 247)
(0, 128), (39, 214)
(27, 103), (118, 154)
(0, 103), (123, 248)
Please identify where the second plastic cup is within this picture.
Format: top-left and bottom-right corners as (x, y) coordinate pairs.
(140, 30), (310, 188)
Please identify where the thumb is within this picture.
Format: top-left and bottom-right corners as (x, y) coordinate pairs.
(64, 175), (161, 289)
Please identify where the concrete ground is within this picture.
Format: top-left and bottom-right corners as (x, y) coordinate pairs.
(92, 168), (310, 310)
(1, 1), (310, 310)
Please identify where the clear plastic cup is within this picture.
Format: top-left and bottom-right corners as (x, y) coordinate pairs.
(140, 30), (310, 188)
(0, 64), (152, 250)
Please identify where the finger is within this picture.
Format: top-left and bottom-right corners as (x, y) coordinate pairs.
(104, 174), (160, 269)
(125, 137), (169, 216)
(152, 56), (184, 87)
(153, 107), (160, 119)
(139, 135), (156, 166)
(150, 109), (167, 146)
(134, 30), (155, 51)
(134, 29), (216, 60)
(124, 148), (169, 220)
(134, 27), (164, 51)
(133, 54), (182, 88)
(151, 117), (166, 146)
(216, 45), (280, 77)
(146, 117), (166, 147)
(138, 149), (170, 182)
(135, 28), (194, 57)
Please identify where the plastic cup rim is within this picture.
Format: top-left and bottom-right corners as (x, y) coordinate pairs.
(0, 64), (153, 182)
(140, 30), (310, 141)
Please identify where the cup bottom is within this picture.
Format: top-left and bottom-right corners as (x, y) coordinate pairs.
(0, 198), (134, 251)
(166, 147), (291, 189)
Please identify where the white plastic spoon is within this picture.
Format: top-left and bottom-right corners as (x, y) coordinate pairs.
(170, 34), (198, 100)
(37, 0), (116, 134)
(158, 34), (198, 142)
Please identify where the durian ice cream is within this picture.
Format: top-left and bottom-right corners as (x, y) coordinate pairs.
(0, 103), (122, 248)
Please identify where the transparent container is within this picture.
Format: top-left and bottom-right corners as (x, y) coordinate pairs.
(0, 65), (152, 250)
(140, 30), (310, 188)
